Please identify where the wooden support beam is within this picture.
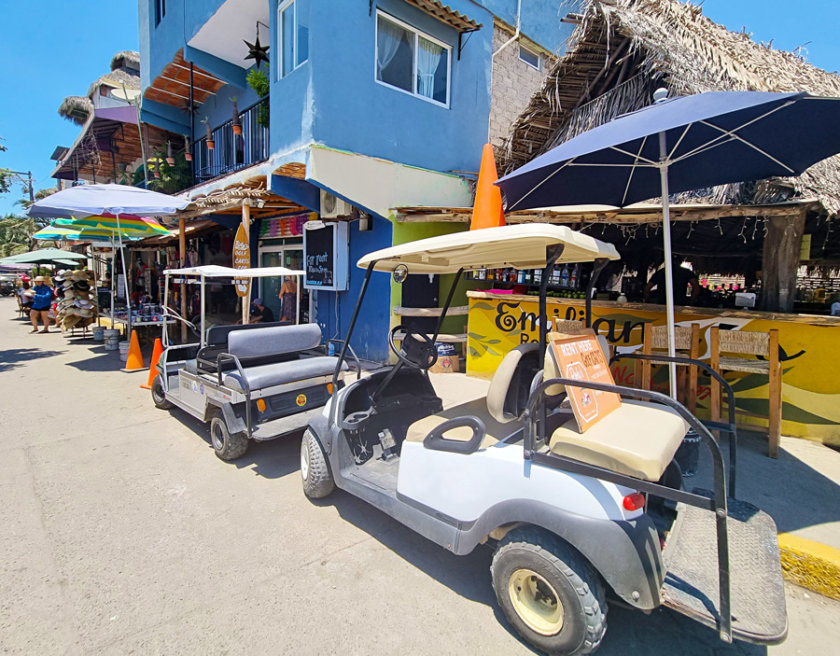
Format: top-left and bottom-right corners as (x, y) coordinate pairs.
(759, 209), (807, 313)
(179, 216), (187, 342)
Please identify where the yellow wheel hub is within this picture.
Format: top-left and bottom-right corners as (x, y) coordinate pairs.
(508, 568), (564, 636)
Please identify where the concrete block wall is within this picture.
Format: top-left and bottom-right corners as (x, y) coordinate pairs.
(489, 23), (554, 149)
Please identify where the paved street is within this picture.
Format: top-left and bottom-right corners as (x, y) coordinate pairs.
(1, 296), (839, 655)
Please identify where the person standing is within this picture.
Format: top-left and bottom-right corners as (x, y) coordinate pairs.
(29, 276), (54, 333)
(278, 276), (298, 323)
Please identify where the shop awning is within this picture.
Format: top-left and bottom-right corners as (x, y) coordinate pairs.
(403, 0), (481, 32)
(392, 199), (822, 225)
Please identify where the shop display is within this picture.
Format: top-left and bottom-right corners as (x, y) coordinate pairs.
(57, 270), (99, 331)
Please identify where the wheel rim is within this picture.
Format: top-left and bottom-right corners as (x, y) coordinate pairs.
(211, 422), (225, 451)
(301, 438), (310, 480)
(508, 568), (564, 636)
(152, 379), (164, 403)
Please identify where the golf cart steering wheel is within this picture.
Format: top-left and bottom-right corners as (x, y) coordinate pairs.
(388, 325), (438, 370)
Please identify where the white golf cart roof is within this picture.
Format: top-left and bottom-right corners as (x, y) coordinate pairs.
(164, 265), (304, 278)
(357, 224), (619, 274)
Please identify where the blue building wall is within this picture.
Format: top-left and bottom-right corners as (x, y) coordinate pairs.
(477, 0), (581, 54)
(313, 214), (393, 363)
(304, 0), (493, 175)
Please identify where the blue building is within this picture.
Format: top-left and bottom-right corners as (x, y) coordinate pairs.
(138, 0), (578, 361)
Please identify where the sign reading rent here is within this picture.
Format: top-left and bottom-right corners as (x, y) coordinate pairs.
(549, 332), (621, 432)
(232, 223), (250, 298)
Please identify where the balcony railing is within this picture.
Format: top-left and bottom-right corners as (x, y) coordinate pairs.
(193, 97), (269, 183)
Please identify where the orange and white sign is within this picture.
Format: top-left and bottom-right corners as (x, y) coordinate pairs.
(232, 223), (250, 297)
(549, 333), (621, 432)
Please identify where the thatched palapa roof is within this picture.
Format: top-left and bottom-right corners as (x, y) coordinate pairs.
(58, 51), (141, 125)
(500, 0), (840, 215)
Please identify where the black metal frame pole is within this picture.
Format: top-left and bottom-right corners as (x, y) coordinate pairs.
(585, 257), (609, 329)
(432, 267), (463, 342)
(333, 261), (376, 391)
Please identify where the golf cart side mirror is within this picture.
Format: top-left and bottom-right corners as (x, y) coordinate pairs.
(392, 264), (408, 284)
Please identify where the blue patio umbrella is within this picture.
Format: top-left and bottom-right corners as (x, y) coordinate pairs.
(497, 90), (840, 394)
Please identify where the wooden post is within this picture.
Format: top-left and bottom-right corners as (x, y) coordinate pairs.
(179, 216), (187, 342)
(241, 201), (251, 326)
(688, 322), (699, 415)
(768, 328), (782, 458)
(709, 326), (721, 441)
(759, 210), (807, 313)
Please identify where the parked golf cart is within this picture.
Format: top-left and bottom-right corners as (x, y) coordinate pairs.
(151, 265), (356, 461)
(301, 224), (786, 655)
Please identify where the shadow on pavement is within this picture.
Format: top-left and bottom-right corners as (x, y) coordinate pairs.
(695, 430), (840, 535)
(165, 406), (304, 480)
(65, 346), (123, 372)
(0, 347), (65, 373)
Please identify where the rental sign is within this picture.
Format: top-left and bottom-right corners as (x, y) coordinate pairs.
(232, 223), (250, 297)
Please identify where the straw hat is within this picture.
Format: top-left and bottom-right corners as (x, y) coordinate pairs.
(34, 276), (45, 283)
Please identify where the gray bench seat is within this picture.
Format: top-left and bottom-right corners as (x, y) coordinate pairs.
(224, 356), (346, 392)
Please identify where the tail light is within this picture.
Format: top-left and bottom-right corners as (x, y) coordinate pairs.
(623, 492), (646, 511)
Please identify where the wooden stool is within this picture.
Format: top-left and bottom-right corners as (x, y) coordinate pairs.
(709, 327), (781, 458)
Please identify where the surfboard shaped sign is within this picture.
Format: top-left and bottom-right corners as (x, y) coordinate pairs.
(233, 222), (251, 297)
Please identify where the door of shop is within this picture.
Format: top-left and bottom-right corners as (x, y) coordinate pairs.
(259, 245), (309, 323)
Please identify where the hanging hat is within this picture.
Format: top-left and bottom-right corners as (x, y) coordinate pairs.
(73, 280), (91, 292)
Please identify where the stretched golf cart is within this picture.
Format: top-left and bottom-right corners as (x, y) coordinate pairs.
(301, 224), (786, 655)
(151, 265), (354, 460)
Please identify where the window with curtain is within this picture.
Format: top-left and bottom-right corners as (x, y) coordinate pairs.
(278, 0), (309, 79)
(375, 12), (450, 107)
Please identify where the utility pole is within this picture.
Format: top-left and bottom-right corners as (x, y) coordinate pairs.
(5, 169), (35, 204)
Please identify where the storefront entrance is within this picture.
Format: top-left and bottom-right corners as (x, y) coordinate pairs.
(259, 244), (309, 323)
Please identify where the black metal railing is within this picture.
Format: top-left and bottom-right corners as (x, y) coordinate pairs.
(193, 97), (269, 183)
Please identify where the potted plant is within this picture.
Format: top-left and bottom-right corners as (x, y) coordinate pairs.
(231, 96), (242, 136)
(184, 135), (192, 162)
(165, 141), (175, 166)
(203, 117), (214, 150)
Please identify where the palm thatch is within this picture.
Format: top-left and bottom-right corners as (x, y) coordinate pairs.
(500, 0), (840, 215)
(111, 50), (140, 72)
(58, 96), (94, 126)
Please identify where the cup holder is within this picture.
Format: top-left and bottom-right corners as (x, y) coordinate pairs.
(342, 409), (372, 430)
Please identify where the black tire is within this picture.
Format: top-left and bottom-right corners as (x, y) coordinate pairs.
(209, 414), (249, 461)
(151, 375), (174, 410)
(301, 429), (334, 499)
(491, 527), (607, 655)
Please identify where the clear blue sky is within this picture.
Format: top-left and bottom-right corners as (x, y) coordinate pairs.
(0, 1), (838, 218)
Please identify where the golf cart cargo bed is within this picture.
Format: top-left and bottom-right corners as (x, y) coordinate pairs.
(661, 493), (787, 644)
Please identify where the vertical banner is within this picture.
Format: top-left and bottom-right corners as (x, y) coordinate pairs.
(233, 222), (251, 298)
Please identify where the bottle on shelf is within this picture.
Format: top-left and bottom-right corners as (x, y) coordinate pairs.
(570, 265), (578, 289)
(560, 265), (570, 288)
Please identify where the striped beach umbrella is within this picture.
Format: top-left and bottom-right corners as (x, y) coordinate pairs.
(67, 213), (170, 235)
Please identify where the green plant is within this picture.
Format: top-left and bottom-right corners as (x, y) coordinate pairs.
(246, 68), (270, 129)
(145, 150), (192, 194)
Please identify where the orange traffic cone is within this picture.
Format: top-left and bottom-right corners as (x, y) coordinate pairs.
(140, 338), (164, 389)
(122, 330), (145, 372)
(470, 143), (506, 230)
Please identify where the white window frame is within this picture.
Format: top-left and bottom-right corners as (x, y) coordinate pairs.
(374, 10), (451, 109)
(278, 0), (308, 80)
(518, 43), (542, 71)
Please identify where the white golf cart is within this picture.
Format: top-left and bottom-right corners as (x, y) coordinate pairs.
(300, 224), (786, 655)
(151, 265), (355, 460)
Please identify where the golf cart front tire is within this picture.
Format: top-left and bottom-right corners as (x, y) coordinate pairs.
(151, 375), (174, 410)
(210, 414), (249, 461)
(301, 429), (334, 499)
(491, 527), (607, 655)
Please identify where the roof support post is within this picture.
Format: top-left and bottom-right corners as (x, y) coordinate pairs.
(240, 201), (251, 326)
(179, 216), (188, 342)
(759, 209), (807, 313)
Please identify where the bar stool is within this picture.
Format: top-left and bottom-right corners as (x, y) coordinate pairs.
(709, 327), (781, 458)
(639, 323), (701, 413)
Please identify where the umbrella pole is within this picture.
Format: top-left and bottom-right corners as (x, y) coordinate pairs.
(658, 132), (678, 398)
(117, 215), (132, 341)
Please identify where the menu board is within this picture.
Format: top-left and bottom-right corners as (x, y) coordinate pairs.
(303, 221), (348, 291)
(549, 333), (621, 432)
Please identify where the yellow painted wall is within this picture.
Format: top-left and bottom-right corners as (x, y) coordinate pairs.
(467, 295), (840, 445)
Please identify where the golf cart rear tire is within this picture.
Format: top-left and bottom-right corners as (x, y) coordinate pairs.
(151, 375), (174, 410)
(491, 527), (607, 655)
(209, 414), (249, 461)
(301, 429), (334, 499)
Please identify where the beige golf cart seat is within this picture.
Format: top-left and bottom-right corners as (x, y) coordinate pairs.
(405, 344), (542, 449)
(543, 351), (688, 481)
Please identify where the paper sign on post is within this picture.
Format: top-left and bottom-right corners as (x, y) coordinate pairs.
(549, 333), (621, 432)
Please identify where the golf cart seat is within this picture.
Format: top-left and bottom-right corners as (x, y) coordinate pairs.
(196, 321), (293, 373)
(405, 344), (541, 449)
(216, 323), (346, 392)
(542, 351), (689, 481)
